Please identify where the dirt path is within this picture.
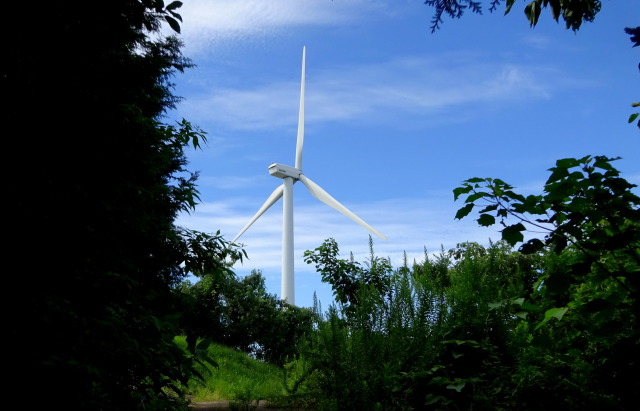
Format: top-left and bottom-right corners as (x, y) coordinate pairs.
(189, 401), (232, 409)
(189, 400), (312, 410)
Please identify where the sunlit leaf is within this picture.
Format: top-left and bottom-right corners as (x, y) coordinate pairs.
(488, 301), (503, 310)
(534, 306), (569, 330)
(447, 382), (466, 392)
(515, 311), (528, 319)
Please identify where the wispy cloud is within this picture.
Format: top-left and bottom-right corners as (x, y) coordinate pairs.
(177, 193), (503, 275)
(177, 0), (395, 55)
(178, 53), (561, 131)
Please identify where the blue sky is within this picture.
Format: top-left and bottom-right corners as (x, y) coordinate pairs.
(171, 0), (639, 308)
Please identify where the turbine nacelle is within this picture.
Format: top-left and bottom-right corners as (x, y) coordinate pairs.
(269, 163), (301, 180)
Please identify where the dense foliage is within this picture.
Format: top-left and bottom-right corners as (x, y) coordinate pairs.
(453, 155), (639, 409)
(303, 236), (393, 310)
(289, 240), (536, 410)
(280, 157), (638, 410)
(179, 269), (315, 366)
(3, 1), (230, 409)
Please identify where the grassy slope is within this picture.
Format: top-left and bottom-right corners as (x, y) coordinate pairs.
(175, 337), (287, 403)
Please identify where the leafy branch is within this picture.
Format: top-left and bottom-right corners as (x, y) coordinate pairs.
(453, 156), (640, 295)
(424, 0), (602, 32)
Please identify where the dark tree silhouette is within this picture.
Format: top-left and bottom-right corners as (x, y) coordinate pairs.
(2, 1), (221, 409)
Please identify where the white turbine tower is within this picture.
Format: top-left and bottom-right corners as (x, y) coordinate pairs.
(232, 47), (387, 306)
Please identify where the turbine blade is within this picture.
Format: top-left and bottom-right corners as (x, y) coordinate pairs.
(232, 184), (284, 244)
(294, 46), (305, 170)
(299, 174), (387, 241)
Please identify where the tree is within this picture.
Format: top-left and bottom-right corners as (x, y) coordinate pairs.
(3, 1), (226, 409)
(453, 156), (639, 298)
(303, 236), (393, 310)
(179, 269), (314, 366)
(424, 0), (602, 32)
(453, 155), (639, 408)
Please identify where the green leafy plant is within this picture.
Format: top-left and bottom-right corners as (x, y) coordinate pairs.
(453, 156), (640, 408)
(299, 239), (536, 410)
(303, 236), (392, 310)
(453, 155), (639, 298)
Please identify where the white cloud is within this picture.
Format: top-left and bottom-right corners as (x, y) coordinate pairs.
(179, 54), (562, 131)
(176, 0), (395, 55)
(177, 193), (502, 272)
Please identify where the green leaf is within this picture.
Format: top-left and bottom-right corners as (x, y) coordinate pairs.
(592, 156), (619, 171)
(455, 203), (474, 220)
(466, 191), (488, 203)
(504, 0), (516, 15)
(534, 306), (568, 330)
(165, 15), (181, 33)
(447, 382), (466, 392)
(453, 185), (472, 201)
(501, 223), (525, 245)
(524, 0), (542, 27)
(550, 306), (568, 320)
(479, 204), (498, 213)
(548, 0), (561, 21)
(515, 311), (528, 319)
(521, 300), (539, 311)
(196, 338), (212, 350)
(546, 167), (569, 185)
(519, 238), (544, 254)
(488, 301), (503, 310)
(425, 394), (443, 405)
(166, 1), (183, 11)
(168, 10), (183, 22)
(557, 157), (582, 169)
(504, 190), (526, 203)
(477, 213), (495, 227)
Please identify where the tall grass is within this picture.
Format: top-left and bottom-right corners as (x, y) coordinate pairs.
(286, 241), (536, 410)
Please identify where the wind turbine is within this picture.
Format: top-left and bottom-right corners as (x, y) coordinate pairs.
(231, 47), (387, 306)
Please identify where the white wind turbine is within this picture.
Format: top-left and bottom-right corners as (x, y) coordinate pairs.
(231, 47), (387, 306)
